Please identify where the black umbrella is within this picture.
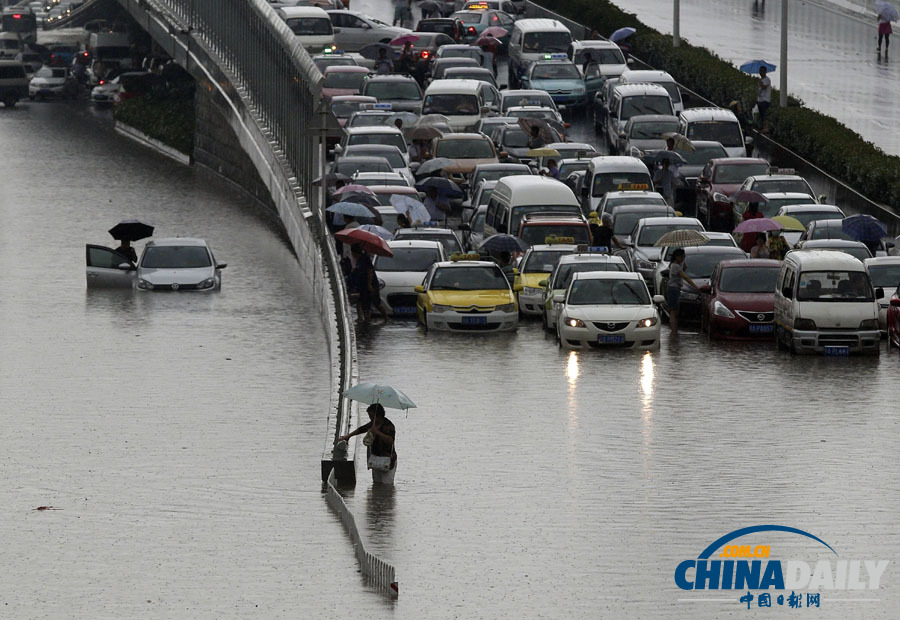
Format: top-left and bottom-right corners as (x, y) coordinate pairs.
(359, 43), (395, 61)
(109, 219), (154, 242)
(479, 233), (529, 253)
(415, 176), (464, 198)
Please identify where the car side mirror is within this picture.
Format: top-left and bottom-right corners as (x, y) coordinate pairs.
(511, 268), (519, 276)
(875, 287), (885, 299)
(499, 84), (507, 90)
(333, 144), (343, 154)
(818, 194), (827, 203)
(458, 223), (470, 231)
(891, 298), (900, 307)
(699, 284), (712, 294)
(499, 151), (508, 158)
(626, 58), (635, 66)
(744, 136), (754, 146)
(333, 27), (342, 33)
(513, 283), (523, 292)
(217, 263), (227, 269)
(117, 262), (135, 271)
(887, 241), (896, 249)
(480, 106), (490, 114)
(414, 285), (425, 293)
(652, 294), (665, 304)
(538, 279), (548, 288)
(781, 286), (793, 299)
(552, 292), (565, 303)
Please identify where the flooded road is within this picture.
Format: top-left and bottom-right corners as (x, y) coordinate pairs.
(0, 101), (387, 617)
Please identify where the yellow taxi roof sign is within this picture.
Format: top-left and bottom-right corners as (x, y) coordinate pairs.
(544, 235), (575, 245)
(617, 183), (650, 191)
(450, 252), (482, 261)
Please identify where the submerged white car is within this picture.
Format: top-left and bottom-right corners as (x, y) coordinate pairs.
(555, 271), (663, 350)
(374, 240), (445, 317)
(136, 238), (226, 291)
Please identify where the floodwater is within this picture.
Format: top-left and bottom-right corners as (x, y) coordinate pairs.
(0, 101), (386, 617)
(606, 0), (900, 156)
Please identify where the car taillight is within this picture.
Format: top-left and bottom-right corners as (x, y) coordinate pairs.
(468, 26), (476, 33)
(12, 13), (21, 19)
(421, 50), (430, 58)
(99, 79), (105, 85)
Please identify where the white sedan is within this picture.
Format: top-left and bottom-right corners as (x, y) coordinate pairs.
(374, 240), (445, 317)
(555, 271), (663, 350)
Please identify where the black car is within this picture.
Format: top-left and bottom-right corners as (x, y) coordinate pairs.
(416, 18), (465, 42)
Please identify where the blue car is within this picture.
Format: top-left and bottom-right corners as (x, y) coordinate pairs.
(518, 54), (586, 108)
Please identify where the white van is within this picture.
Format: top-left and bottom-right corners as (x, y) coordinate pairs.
(484, 176), (582, 238)
(0, 32), (23, 59)
(507, 19), (572, 89)
(422, 79), (487, 132)
(582, 156), (653, 214)
(678, 107), (750, 158)
(618, 69), (683, 113)
(605, 83), (674, 150)
(277, 6), (336, 53)
(774, 250), (882, 355)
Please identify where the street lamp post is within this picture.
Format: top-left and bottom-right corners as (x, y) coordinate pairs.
(673, 0), (681, 47)
(780, 0), (788, 107)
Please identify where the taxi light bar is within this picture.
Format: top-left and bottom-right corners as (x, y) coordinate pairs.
(544, 235), (575, 245)
(467, 2), (489, 8)
(373, 103), (392, 109)
(617, 183), (650, 190)
(543, 53), (569, 60)
(450, 252), (482, 261)
(769, 166), (795, 175)
(588, 246), (609, 253)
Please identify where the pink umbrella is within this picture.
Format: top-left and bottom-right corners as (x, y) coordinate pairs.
(390, 34), (421, 46)
(333, 184), (375, 195)
(481, 26), (508, 38)
(729, 190), (767, 203)
(733, 217), (782, 234)
(475, 35), (502, 48)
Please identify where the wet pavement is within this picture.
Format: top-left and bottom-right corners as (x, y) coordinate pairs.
(607, 0), (900, 156)
(0, 101), (387, 617)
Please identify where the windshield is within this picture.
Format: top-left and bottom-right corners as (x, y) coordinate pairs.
(324, 71), (367, 90)
(718, 266), (780, 293)
(473, 211), (486, 231)
(554, 261), (626, 288)
(501, 128), (529, 148)
(346, 148), (404, 168)
(531, 63), (580, 80)
(685, 121), (743, 147)
(285, 17), (332, 35)
(441, 48), (482, 61)
(762, 197), (814, 216)
(501, 94), (554, 111)
(315, 57), (356, 71)
(347, 133), (407, 152)
(868, 264), (900, 288)
(630, 120), (679, 140)
(523, 32), (571, 53)
(511, 205), (580, 234)
(331, 101), (367, 117)
(797, 271), (875, 301)
(397, 233), (462, 255)
(454, 13), (483, 24)
(568, 278), (650, 305)
(574, 48), (625, 66)
(613, 210), (671, 235)
(637, 223), (703, 246)
(713, 163), (770, 183)
(431, 265), (508, 290)
(365, 81), (421, 100)
(423, 94), (480, 116)
(621, 96), (673, 120)
(35, 67), (65, 78)
(559, 161), (590, 177)
(809, 224), (852, 240)
(141, 246), (211, 269)
(679, 144), (728, 165)
(752, 179), (812, 194)
(523, 250), (570, 273)
(348, 113), (393, 127)
(521, 225), (589, 247)
(335, 158), (391, 175)
(683, 253), (741, 278)
(592, 172), (652, 197)
(607, 195), (666, 209)
(434, 138), (494, 159)
(789, 211), (842, 227)
(374, 247), (442, 272)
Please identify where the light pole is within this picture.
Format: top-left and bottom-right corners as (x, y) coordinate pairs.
(780, 0), (788, 107)
(673, 0), (681, 47)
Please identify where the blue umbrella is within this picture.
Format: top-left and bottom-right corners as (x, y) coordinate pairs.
(739, 60), (776, 74)
(415, 176), (464, 198)
(842, 214), (887, 242)
(609, 27), (636, 43)
(479, 233), (529, 253)
(326, 201), (377, 218)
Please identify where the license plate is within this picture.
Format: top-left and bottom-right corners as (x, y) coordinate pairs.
(749, 324), (774, 333)
(393, 306), (415, 314)
(598, 334), (625, 344)
(462, 316), (487, 325)
(824, 346), (849, 356)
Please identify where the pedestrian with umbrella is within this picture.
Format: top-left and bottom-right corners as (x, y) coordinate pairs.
(653, 158), (680, 208)
(108, 219), (154, 263)
(843, 213), (888, 256)
(876, 1), (898, 54)
(666, 247), (701, 334)
(339, 382), (416, 484)
(423, 186), (451, 223)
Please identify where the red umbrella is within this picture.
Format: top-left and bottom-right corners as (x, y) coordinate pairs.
(475, 35), (502, 48)
(335, 228), (394, 257)
(390, 34), (420, 46)
(482, 26), (508, 38)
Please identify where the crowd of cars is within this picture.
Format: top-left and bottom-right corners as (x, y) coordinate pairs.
(304, 1), (900, 356)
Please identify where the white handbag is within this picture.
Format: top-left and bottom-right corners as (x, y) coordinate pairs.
(367, 455), (391, 471)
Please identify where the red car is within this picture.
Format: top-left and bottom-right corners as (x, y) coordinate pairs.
(695, 158), (769, 232)
(700, 259), (783, 339)
(888, 285), (900, 351)
(321, 65), (371, 100)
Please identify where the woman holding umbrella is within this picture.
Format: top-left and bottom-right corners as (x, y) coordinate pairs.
(340, 403), (397, 484)
(108, 219), (154, 263)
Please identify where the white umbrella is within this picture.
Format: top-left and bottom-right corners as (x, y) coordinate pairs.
(342, 382), (417, 410)
(390, 194), (431, 225)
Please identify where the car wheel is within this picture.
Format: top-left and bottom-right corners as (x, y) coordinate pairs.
(3, 94), (17, 107)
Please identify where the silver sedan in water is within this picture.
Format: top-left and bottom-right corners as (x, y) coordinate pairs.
(136, 238), (226, 291)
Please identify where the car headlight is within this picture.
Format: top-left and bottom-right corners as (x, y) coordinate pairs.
(197, 277), (216, 289)
(431, 304), (451, 313)
(523, 286), (541, 296)
(137, 278), (153, 290)
(637, 259), (656, 270)
(377, 278), (386, 290)
(496, 303), (516, 313)
(713, 300), (735, 318)
(713, 192), (730, 203)
(859, 318), (879, 329)
(637, 316), (658, 328)
(574, 86), (585, 94)
(794, 318), (816, 330)
(565, 318), (585, 328)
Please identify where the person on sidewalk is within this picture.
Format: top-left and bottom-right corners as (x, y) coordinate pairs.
(757, 66), (772, 133)
(877, 7), (893, 54)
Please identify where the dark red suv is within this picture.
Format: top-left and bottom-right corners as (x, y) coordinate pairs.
(695, 158), (769, 232)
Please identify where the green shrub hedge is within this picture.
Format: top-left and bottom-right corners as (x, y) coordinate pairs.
(114, 91), (195, 156)
(537, 0), (900, 209)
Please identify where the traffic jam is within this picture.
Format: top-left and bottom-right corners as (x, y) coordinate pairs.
(302, 1), (900, 355)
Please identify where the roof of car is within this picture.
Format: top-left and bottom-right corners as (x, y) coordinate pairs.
(557, 253), (626, 265)
(680, 245), (746, 255)
(611, 82), (671, 96)
(786, 248), (867, 267)
(279, 6), (330, 17)
(572, 270), (643, 281)
(511, 18), (572, 33)
(433, 260), (499, 268)
(385, 239), (444, 249)
(344, 144), (404, 153)
(800, 239), (869, 248)
(679, 107), (740, 121)
(436, 132), (490, 140)
(779, 204), (843, 213)
(626, 114), (680, 124)
(331, 95), (378, 103)
(365, 74), (419, 83)
(709, 157), (769, 166)
(521, 213), (587, 223)
(746, 174), (808, 182)
(603, 190), (664, 199)
(620, 69), (675, 81)
(368, 185), (418, 194)
(570, 40), (623, 50)
(760, 192), (815, 199)
(717, 258), (783, 269)
(345, 126), (404, 135)
(395, 227), (457, 235)
(474, 163), (530, 170)
(865, 256), (900, 266)
(608, 204), (674, 214)
(636, 216), (702, 226)
(588, 155), (651, 171)
(444, 66), (494, 75)
(146, 238), (209, 247)
(424, 78), (483, 94)
(324, 65), (370, 74)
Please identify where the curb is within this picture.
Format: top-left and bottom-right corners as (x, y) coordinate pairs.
(114, 121), (192, 165)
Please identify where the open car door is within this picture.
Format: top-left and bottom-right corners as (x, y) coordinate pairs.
(86, 244), (135, 289)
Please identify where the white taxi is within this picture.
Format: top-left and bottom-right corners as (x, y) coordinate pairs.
(374, 240), (445, 317)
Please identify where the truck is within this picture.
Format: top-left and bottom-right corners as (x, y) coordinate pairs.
(89, 31), (132, 70)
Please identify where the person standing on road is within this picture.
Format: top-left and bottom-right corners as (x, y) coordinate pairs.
(877, 6), (893, 54)
(375, 48), (394, 74)
(740, 202), (764, 252)
(667, 248), (700, 335)
(757, 66), (772, 134)
(114, 239), (138, 263)
(423, 186), (450, 223)
(766, 230), (790, 260)
(339, 403), (397, 484)
(653, 158), (678, 208)
(750, 234), (770, 258)
(590, 213), (625, 251)
(527, 125), (546, 149)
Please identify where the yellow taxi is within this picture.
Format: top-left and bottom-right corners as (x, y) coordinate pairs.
(415, 254), (521, 332)
(515, 239), (578, 316)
